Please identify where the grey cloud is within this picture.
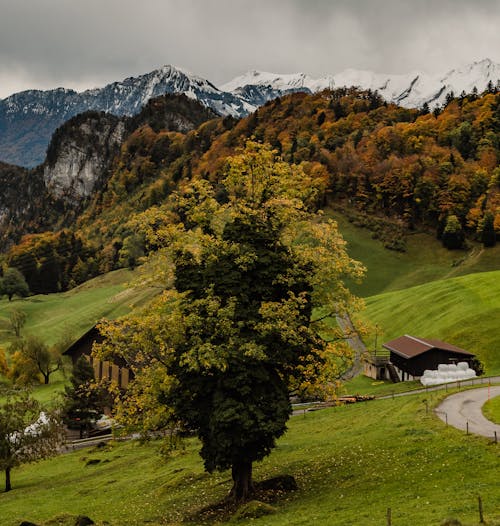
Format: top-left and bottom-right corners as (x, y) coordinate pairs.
(1, 0), (500, 98)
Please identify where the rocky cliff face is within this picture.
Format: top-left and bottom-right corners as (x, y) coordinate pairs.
(41, 93), (217, 201)
(43, 112), (126, 200)
(0, 66), (246, 167)
(0, 93), (217, 250)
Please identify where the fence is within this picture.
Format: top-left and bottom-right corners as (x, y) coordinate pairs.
(385, 495), (488, 525)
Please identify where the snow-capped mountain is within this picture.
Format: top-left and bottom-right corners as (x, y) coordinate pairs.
(2, 59), (500, 168)
(0, 65), (248, 167)
(222, 58), (500, 110)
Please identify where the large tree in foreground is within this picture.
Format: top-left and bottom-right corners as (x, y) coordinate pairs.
(0, 390), (63, 491)
(97, 142), (364, 501)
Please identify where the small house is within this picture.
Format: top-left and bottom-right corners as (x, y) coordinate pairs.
(382, 335), (475, 381)
(63, 326), (133, 389)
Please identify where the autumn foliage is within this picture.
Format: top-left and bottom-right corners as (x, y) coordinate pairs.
(4, 88), (500, 292)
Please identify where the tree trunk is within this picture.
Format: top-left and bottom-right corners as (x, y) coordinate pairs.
(5, 467), (11, 492)
(229, 461), (253, 502)
(43, 373), (49, 385)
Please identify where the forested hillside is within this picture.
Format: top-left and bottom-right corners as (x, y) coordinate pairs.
(3, 88), (500, 293)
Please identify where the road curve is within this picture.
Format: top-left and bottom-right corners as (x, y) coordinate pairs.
(435, 386), (500, 438)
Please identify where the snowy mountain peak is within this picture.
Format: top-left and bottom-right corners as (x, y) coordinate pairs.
(0, 64), (247, 167)
(2, 59), (500, 168)
(220, 70), (315, 93)
(222, 59), (500, 110)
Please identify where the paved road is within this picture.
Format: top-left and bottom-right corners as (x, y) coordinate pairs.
(435, 386), (500, 439)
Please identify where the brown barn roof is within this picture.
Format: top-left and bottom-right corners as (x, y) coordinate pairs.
(383, 335), (473, 359)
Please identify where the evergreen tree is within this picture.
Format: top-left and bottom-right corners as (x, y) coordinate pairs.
(420, 102), (430, 115)
(62, 357), (106, 438)
(480, 212), (496, 247)
(442, 214), (465, 249)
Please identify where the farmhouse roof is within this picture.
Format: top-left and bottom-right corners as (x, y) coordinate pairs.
(62, 325), (102, 359)
(382, 335), (474, 359)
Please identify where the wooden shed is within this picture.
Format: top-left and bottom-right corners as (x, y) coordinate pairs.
(63, 326), (133, 389)
(382, 335), (475, 381)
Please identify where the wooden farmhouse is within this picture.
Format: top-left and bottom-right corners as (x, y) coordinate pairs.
(382, 335), (475, 381)
(63, 326), (132, 389)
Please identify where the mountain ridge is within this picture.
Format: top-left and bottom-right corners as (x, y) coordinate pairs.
(2, 59), (500, 167)
(0, 93), (217, 251)
(0, 65), (246, 167)
(221, 58), (500, 110)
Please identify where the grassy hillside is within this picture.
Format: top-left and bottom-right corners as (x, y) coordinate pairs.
(361, 270), (500, 374)
(1, 392), (498, 526)
(483, 396), (500, 424)
(331, 211), (500, 298)
(0, 268), (159, 348)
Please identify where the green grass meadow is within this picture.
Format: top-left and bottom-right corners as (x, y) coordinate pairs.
(331, 211), (500, 298)
(0, 213), (499, 525)
(0, 268), (159, 348)
(361, 270), (500, 374)
(1, 392), (498, 526)
(483, 395), (500, 425)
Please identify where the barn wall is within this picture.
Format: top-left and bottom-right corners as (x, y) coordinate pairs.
(390, 349), (473, 378)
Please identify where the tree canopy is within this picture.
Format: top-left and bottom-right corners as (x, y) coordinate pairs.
(9, 336), (63, 385)
(0, 268), (29, 301)
(0, 390), (63, 491)
(96, 142), (364, 501)
(62, 356), (109, 438)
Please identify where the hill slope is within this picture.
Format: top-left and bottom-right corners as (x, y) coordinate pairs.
(0, 394), (498, 525)
(331, 211), (500, 297)
(362, 270), (500, 373)
(0, 269), (158, 348)
(0, 93), (217, 251)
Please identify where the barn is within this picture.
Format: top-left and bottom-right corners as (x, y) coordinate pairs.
(63, 326), (132, 389)
(382, 334), (475, 381)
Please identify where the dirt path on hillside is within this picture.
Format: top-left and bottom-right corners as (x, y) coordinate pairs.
(337, 314), (367, 380)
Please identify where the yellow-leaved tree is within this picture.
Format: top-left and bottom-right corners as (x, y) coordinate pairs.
(96, 141), (365, 501)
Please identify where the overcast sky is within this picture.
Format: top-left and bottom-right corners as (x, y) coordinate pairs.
(1, 0), (500, 99)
